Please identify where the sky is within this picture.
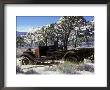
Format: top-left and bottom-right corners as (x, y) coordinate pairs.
(16, 16), (94, 32)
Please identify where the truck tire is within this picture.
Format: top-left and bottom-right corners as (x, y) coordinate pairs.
(63, 51), (78, 63)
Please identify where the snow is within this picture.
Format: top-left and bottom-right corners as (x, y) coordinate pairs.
(16, 58), (94, 75)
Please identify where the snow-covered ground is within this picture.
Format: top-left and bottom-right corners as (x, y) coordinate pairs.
(16, 58), (94, 75)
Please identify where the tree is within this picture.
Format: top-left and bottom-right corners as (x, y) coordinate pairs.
(23, 16), (94, 49)
(16, 36), (25, 48)
(40, 24), (58, 47)
(84, 20), (94, 47)
(78, 18), (94, 47)
(47, 23), (58, 47)
(40, 26), (49, 46)
(56, 16), (86, 50)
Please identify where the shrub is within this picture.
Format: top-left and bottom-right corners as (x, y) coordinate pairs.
(16, 65), (24, 74)
(57, 61), (94, 74)
(57, 61), (80, 74)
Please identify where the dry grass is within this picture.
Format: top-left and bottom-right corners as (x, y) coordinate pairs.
(44, 61), (94, 74)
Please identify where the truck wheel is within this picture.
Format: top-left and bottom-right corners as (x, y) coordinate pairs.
(21, 56), (30, 65)
(63, 51), (78, 63)
(65, 55), (78, 63)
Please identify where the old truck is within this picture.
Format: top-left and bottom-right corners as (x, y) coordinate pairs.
(19, 44), (94, 65)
